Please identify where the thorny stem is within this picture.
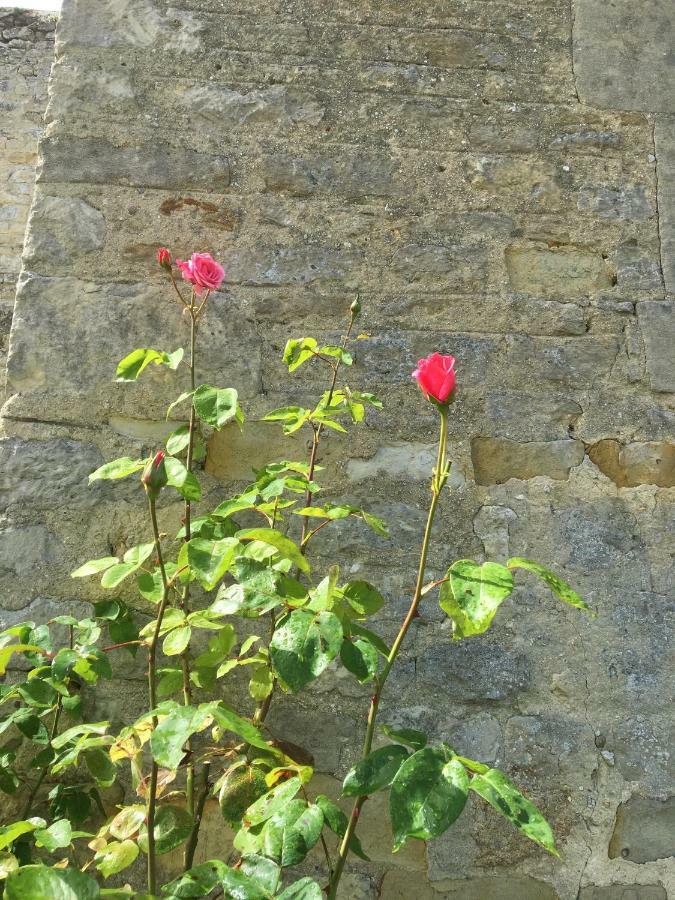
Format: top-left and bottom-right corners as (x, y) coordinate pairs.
(299, 309), (357, 552)
(183, 761), (211, 871)
(146, 495), (172, 896)
(182, 295), (198, 869)
(255, 311), (357, 730)
(327, 408), (449, 899)
(20, 625), (74, 819)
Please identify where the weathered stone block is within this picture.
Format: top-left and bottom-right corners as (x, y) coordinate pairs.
(609, 795), (675, 863)
(415, 640), (531, 702)
(39, 135), (230, 191)
(471, 437), (584, 484)
(589, 439), (675, 487)
(0, 437), (103, 510)
(24, 194), (105, 267)
(637, 301), (675, 392)
(5, 274), (261, 422)
(579, 887), (666, 900)
(505, 245), (614, 296)
(574, 0), (675, 112)
(380, 872), (559, 899)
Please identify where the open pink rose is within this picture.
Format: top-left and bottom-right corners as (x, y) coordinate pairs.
(176, 252), (225, 295)
(412, 353), (457, 405)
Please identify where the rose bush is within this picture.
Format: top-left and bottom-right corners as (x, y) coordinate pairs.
(0, 247), (592, 900)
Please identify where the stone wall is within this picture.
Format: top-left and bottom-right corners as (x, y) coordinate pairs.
(1, 0), (674, 898)
(0, 8), (56, 387)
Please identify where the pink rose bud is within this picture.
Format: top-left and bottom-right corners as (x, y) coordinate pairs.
(141, 450), (168, 498)
(157, 247), (172, 270)
(412, 353), (457, 406)
(175, 252), (225, 295)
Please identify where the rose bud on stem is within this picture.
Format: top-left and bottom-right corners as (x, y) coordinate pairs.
(141, 450), (167, 500)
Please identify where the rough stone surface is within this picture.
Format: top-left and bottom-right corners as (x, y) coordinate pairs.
(579, 888), (667, 900)
(609, 796), (675, 864)
(1, 0), (674, 897)
(0, 10), (56, 387)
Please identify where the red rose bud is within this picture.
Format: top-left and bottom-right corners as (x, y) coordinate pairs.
(141, 450), (168, 498)
(157, 247), (172, 270)
(412, 353), (457, 406)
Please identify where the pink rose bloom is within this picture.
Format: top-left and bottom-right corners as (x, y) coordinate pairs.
(412, 353), (457, 405)
(175, 252), (225, 295)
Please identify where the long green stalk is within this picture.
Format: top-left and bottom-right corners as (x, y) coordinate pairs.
(146, 496), (171, 896)
(327, 408), (448, 899)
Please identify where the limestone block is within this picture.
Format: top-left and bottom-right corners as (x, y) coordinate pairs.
(471, 437), (585, 484)
(5, 274), (261, 423)
(39, 135), (230, 191)
(589, 440), (675, 487)
(505, 245), (614, 296)
(380, 872), (559, 899)
(609, 795), (675, 863)
(655, 119), (675, 296)
(24, 195), (105, 267)
(579, 888), (666, 900)
(573, 0), (675, 112)
(414, 639), (531, 702)
(0, 437), (103, 510)
(637, 301), (675, 392)
(577, 185), (654, 222)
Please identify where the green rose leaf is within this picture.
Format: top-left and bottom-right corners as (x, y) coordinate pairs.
(0, 818), (46, 851)
(270, 610), (343, 692)
(5, 866), (99, 900)
(138, 805), (194, 855)
(165, 425), (190, 455)
(150, 704), (214, 769)
(380, 725), (428, 751)
(187, 537), (239, 591)
(343, 745), (409, 797)
(389, 749), (469, 851)
(439, 560), (514, 639)
(95, 839), (139, 877)
(343, 580), (384, 617)
(109, 805), (146, 841)
(349, 622), (390, 657)
(0, 852), (18, 879)
(243, 777), (302, 827)
(84, 748), (116, 788)
(277, 878), (324, 900)
(469, 767), (559, 856)
(263, 407), (311, 435)
(160, 860), (229, 899)
(88, 457), (146, 484)
(262, 800), (324, 867)
(193, 385), (243, 429)
(283, 337), (319, 372)
(507, 558), (592, 612)
(33, 818), (72, 852)
(70, 557), (119, 578)
(236, 529), (309, 575)
(164, 457), (201, 501)
(209, 702), (275, 754)
(315, 795), (369, 860)
(340, 638), (379, 683)
(116, 347), (183, 381)
(239, 855), (280, 894)
(100, 542), (155, 590)
(162, 624), (192, 657)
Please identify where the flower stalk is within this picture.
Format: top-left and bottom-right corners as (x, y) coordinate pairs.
(145, 494), (171, 896)
(327, 407), (449, 899)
